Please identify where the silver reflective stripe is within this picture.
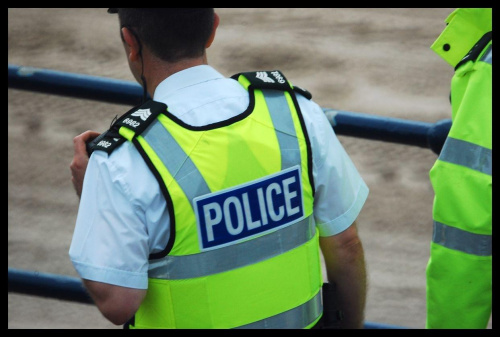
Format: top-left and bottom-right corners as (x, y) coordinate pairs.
(439, 137), (492, 176)
(261, 89), (300, 170)
(432, 221), (492, 256)
(235, 290), (322, 329)
(480, 45), (492, 64)
(149, 215), (314, 279)
(142, 121), (211, 200)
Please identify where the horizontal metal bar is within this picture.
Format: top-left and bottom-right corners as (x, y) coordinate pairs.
(8, 267), (407, 329)
(323, 108), (451, 155)
(7, 63), (451, 154)
(8, 267), (93, 305)
(8, 64), (144, 106)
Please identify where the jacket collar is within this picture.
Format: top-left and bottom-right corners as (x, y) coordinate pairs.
(431, 8), (492, 68)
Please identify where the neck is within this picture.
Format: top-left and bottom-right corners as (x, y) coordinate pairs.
(141, 53), (208, 99)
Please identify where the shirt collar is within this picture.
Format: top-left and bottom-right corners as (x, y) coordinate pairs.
(153, 65), (225, 101)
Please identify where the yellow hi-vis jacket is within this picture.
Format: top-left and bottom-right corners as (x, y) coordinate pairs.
(426, 8), (492, 329)
(95, 70), (323, 329)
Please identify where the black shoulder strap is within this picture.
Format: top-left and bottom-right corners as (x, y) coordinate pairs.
(113, 99), (167, 135)
(455, 31), (492, 70)
(230, 70), (291, 91)
(86, 128), (125, 156)
(87, 100), (167, 156)
(293, 85), (312, 100)
(231, 70), (312, 100)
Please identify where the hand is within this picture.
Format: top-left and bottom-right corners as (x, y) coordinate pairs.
(70, 130), (101, 198)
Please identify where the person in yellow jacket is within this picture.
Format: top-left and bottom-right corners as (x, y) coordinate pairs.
(426, 8), (492, 329)
(68, 9), (369, 329)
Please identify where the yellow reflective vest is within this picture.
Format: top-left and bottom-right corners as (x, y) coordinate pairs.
(98, 70), (323, 328)
(426, 8), (492, 329)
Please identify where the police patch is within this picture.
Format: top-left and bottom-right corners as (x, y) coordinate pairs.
(194, 165), (304, 251)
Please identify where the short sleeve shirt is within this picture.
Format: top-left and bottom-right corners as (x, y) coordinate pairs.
(69, 65), (369, 289)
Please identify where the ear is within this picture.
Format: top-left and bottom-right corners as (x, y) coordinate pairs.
(205, 12), (220, 49)
(121, 27), (142, 62)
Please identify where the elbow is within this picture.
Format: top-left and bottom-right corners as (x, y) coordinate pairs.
(101, 308), (134, 326)
(96, 300), (138, 325)
(82, 279), (145, 326)
(337, 237), (365, 268)
(94, 294), (143, 325)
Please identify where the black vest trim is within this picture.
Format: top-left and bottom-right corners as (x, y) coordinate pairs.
(293, 85), (312, 100)
(160, 90), (256, 131)
(131, 137), (176, 260)
(288, 85), (315, 197)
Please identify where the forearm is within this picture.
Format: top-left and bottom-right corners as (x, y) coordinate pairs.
(327, 238), (366, 328)
(320, 224), (367, 329)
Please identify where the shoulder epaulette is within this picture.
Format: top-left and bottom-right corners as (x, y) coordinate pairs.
(231, 70), (312, 100)
(86, 128), (126, 156)
(87, 99), (168, 156)
(231, 70), (293, 91)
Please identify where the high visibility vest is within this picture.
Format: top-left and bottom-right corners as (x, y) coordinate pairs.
(94, 70), (323, 329)
(426, 8), (492, 329)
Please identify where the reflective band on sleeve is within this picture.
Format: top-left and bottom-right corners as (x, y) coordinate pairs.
(149, 216), (314, 279)
(235, 290), (322, 329)
(438, 137), (492, 176)
(480, 45), (492, 64)
(432, 221), (492, 256)
(261, 89), (300, 170)
(142, 121), (211, 200)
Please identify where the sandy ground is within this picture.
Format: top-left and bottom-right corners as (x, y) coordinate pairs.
(8, 8), (491, 329)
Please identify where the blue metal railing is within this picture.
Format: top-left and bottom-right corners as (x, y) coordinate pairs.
(10, 64), (444, 329)
(8, 268), (93, 304)
(8, 64), (451, 155)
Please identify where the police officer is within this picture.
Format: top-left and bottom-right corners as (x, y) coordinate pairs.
(426, 8), (492, 329)
(69, 8), (369, 329)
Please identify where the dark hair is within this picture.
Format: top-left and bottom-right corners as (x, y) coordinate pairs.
(114, 8), (215, 63)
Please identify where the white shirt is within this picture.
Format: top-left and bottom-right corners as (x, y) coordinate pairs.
(69, 65), (369, 289)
